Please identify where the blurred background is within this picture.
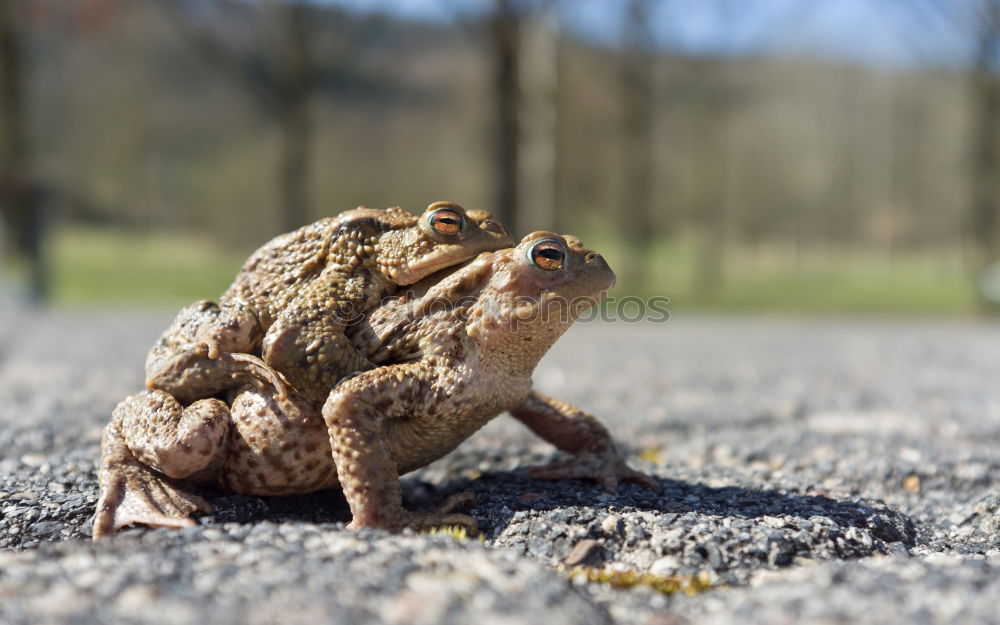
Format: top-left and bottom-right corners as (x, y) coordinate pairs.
(1, 0), (1000, 314)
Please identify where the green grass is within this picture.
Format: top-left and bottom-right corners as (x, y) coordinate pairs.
(680, 271), (975, 314)
(39, 225), (978, 315)
(588, 233), (977, 316)
(49, 226), (247, 305)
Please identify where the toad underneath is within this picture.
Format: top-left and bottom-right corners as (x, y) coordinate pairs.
(93, 233), (658, 538)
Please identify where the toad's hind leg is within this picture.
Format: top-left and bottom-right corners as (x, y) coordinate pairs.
(92, 391), (228, 540)
(118, 390), (230, 479)
(93, 424), (213, 540)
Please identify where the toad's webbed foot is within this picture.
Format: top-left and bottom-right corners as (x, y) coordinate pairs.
(528, 451), (661, 493)
(382, 491), (479, 534)
(509, 391), (661, 494)
(438, 490), (476, 514)
(346, 510), (479, 535)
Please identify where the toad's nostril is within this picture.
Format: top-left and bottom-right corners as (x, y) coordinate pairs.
(584, 252), (599, 263)
(482, 219), (509, 237)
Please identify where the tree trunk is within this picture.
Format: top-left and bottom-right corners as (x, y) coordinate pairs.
(518, 6), (558, 234)
(274, 3), (312, 232)
(619, 0), (656, 288)
(490, 0), (520, 236)
(969, 2), (1000, 311)
(692, 61), (731, 299)
(0, 0), (46, 303)
(279, 97), (310, 232)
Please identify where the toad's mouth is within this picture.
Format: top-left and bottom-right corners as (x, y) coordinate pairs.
(412, 249), (471, 276)
(400, 247), (499, 285)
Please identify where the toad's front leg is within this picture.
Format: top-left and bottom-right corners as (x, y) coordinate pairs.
(262, 276), (376, 405)
(263, 312), (373, 405)
(510, 391), (660, 492)
(145, 300), (280, 403)
(322, 363), (478, 533)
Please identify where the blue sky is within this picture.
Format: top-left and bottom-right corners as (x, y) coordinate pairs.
(314, 0), (979, 68)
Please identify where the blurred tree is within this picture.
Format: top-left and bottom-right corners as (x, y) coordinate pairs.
(690, 61), (730, 298)
(157, 0), (313, 232)
(489, 0), (522, 236)
(518, 0), (559, 234)
(0, 0), (47, 303)
(156, 0), (384, 233)
(676, 0), (815, 297)
(691, 46), (735, 296)
(969, 0), (1000, 310)
(274, 3), (312, 233)
(446, 0), (560, 238)
(619, 0), (656, 287)
(11, 0), (992, 311)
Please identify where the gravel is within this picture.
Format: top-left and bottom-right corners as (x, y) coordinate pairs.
(2, 307), (1000, 624)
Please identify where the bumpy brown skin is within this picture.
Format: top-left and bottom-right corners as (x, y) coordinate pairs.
(92, 233), (658, 539)
(94, 203), (510, 539)
(144, 202), (512, 404)
(326, 233), (659, 530)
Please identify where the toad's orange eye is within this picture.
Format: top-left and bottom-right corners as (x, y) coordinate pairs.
(428, 209), (463, 236)
(528, 239), (565, 271)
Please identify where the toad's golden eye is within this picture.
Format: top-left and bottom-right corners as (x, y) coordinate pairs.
(528, 239), (566, 271)
(428, 208), (463, 236)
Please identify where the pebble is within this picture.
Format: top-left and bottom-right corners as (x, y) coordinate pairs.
(600, 515), (623, 537)
(564, 539), (603, 567)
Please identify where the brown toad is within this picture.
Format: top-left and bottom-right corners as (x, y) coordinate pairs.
(93, 233), (657, 538)
(145, 202), (512, 405)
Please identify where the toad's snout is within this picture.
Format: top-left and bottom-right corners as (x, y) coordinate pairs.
(585, 251), (616, 289)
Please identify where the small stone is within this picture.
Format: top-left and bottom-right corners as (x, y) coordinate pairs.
(31, 521), (63, 538)
(903, 475), (921, 494)
(705, 542), (724, 569)
(925, 552), (962, 567)
(601, 514), (623, 536)
(19, 455), (46, 467)
(649, 556), (680, 577)
(527, 537), (552, 558)
(563, 539), (602, 566)
(114, 585), (160, 615)
(886, 542), (910, 556)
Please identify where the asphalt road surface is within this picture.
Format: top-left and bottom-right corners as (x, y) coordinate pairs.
(1, 307), (999, 624)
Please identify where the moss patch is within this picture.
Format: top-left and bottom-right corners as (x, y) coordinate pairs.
(562, 566), (714, 596)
